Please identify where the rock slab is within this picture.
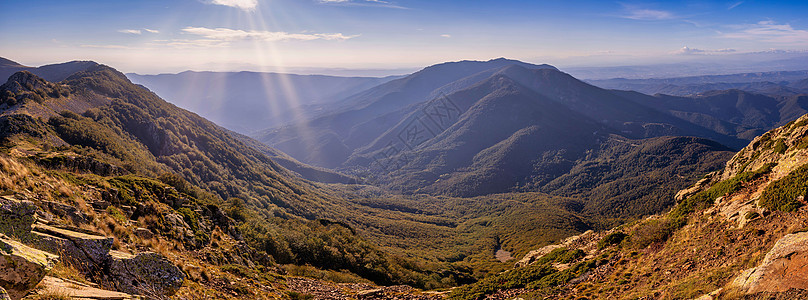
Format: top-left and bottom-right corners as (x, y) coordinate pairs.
(0, 234), (58, 300)
(731, 231), (808, 294)
(37, 276), (140, 300)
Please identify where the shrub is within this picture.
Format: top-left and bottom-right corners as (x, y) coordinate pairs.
(598, 232), (628, 249)
(630, 219), (676, 249)
(759, 164), (808, 212)
(773, 140), (787, 154)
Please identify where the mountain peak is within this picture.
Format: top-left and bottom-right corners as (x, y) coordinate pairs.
(419, 58), (557, 75)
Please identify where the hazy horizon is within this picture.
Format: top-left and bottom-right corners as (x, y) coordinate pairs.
(2, 0), (808, 76)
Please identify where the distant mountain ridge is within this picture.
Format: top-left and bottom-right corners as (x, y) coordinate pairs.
(126, 71), (399, 133)
(588, 70), (808, 96)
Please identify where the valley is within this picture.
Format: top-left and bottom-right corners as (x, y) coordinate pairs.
(1, 53), (807, 300)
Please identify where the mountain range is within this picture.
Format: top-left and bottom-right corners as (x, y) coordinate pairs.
(588, 70), (808, 96)
(2, 56), (808, 299)
(250, 59), (806, 201)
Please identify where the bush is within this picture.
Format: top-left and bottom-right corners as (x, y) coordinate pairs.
(773, 140), (787, 154)
(630, 219), (676, 249)
(759, 164), (808, 212)
(598, 232), (628, 249)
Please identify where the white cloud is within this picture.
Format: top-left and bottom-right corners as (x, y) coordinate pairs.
(440, 34), (451, 38)
(118, 29), (142, 35)
(620, 4), (675, 20)
(728, 1), (743, 10)
(210, 0), (257, 10)
(672, 46), (736, 55)
(149, 39), (229, 48)
(80, 44), (134, 49)
(143, 28), (160, 34)
(181, 27), (358, 42)
(722, 21), (808, 45)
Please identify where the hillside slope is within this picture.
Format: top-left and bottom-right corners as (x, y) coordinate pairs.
(0, 67), (476, 295)
(449, 112), (808, 299)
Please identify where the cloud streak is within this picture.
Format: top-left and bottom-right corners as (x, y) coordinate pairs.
(180, 27), (358, 43)
(118, 28), (159, 35)
(118, 29), (142, 35)
(619, 4), (675, 20)
(672, 46), (736, 55)
(722, 21), (808, 45)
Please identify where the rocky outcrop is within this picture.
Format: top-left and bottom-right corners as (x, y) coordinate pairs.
(31, 224), (113, 272)
(29, 224), (185, 297)
(730, 231), (808, 294)
(0, 71), (49, 94)
(104, 251), (185, 296)
(0, 234), (58, 300)
(515, 230), (598, 267)
(0, 196), (184, 298)
(675, 171), (717, 201)
(36, 155), (128, 177)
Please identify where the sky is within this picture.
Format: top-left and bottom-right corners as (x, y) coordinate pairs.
(1, 0), (807, 75)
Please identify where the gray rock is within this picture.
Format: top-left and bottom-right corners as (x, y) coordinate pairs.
(0, 234), (58, 300)
(31, 224), (113, 272)
(730, 231), (808, 294)
(0, 196), (36, 242)
(104, 251), (185, 297)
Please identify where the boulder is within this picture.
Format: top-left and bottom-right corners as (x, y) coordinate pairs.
(31, 224), (113, 272)
(730, 231), (808, 294)
(0, 234), (58, 300)
(104, 251), (184, 297)
(0, 196), (36, 241)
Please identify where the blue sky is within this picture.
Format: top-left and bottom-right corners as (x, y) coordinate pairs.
(1, 0), (807, 74)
